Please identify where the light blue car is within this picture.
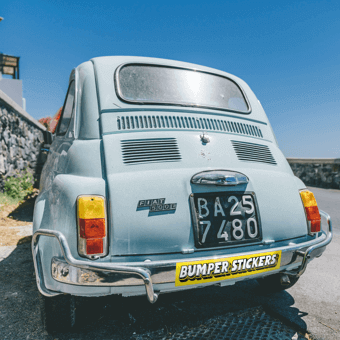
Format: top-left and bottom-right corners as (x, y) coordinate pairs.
(33, 56), (333, 331)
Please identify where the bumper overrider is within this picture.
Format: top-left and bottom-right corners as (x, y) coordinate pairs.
(32, 211), (332, 304)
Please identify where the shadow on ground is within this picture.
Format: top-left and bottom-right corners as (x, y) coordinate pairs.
(8, 195), (37, 223)
(0, 243), (309, 340)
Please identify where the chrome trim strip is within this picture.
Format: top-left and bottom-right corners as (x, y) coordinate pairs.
(114, 63), (252, 115)
(32, 238), (60, 297)
(191, 170), (249, 186)
(33, 211), (332, 302)
(32, 230), (158, 303)
(50, 229), (326, 287)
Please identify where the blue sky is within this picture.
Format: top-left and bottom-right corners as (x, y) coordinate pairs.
(1, 0), (339, 157)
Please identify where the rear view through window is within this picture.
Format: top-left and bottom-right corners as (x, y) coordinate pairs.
(116, 64), (250, 113)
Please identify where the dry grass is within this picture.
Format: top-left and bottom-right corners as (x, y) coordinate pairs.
(0, 191), (38, 246)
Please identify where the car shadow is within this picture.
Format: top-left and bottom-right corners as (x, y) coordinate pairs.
(0, 243), (308, 340)
(7, 194), (37, 222)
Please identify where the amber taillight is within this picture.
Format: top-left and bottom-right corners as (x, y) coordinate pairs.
(299, 190), (321, 234)
(77, 195), (108, 258)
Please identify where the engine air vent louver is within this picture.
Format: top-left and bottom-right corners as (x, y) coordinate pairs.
(117, 115), (263, 138)
(121, 138), (182, 165)
(232, 140), (277, 165)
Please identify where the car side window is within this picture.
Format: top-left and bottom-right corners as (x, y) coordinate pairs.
(57, 81), (75, 135)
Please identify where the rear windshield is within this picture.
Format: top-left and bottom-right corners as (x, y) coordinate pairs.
(116, 64), (250, 113)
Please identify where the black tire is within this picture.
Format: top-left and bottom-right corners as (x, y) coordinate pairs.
(256, 274), (299, 294)
(39, 293), (77, 333)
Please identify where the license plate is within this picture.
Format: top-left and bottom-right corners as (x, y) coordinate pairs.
(190, 192), (262, 248)
(175, 250), (281, 287)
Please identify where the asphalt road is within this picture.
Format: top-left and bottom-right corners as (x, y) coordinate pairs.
(0, 186), (339, 339)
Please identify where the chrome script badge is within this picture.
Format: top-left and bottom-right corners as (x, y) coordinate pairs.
(137, 198), (177, 212)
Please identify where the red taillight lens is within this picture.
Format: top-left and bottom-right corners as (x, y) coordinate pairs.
(300, 190), (321, 234)
(305, 206), (320, 221)
(86, 239), (104, 255)
(79, 218), (106, 239)
(310, 220), (321, 233)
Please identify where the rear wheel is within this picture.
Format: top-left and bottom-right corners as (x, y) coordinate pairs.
(39, 293), (77, 333)
(257, 273), (299, 294)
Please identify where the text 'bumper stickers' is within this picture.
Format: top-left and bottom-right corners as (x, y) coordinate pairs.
(175, 251), (281, 286)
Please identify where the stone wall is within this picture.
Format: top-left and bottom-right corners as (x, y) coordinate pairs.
(0, 89), (46, 192)
(287, 158), (340, 189)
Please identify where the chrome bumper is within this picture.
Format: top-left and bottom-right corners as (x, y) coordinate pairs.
(32, 210), (332, 304)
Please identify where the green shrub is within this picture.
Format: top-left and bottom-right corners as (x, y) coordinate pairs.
(0, 192), (22, 205)
(4, 172), (34, 200)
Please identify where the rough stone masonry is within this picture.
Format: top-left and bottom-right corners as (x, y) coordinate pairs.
(287, 158), (340, 190)
(0, 89), (45, 192)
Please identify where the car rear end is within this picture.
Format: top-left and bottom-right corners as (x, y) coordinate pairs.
(34, 56), (332, 305)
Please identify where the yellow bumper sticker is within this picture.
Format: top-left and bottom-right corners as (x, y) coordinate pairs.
(175, 250), (282, 287)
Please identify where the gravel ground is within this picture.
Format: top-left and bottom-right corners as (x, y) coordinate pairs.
(0, 243), (309, 340)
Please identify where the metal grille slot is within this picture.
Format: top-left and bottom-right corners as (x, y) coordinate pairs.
(117, 115), (263, 138)
(232, 140), (277, 165)
(121, 138), (182, 165)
